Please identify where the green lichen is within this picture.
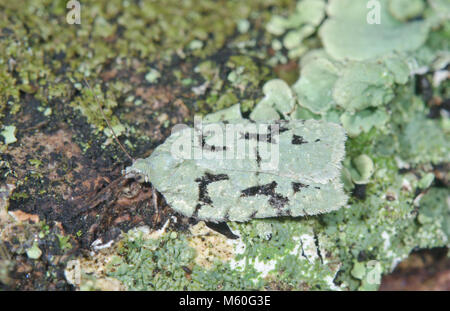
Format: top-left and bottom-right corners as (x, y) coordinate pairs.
(145, 69), (161, 84)
(26, 242), (42, 260)
(107, 230), (195, 290)
(319, 0), (430, 61)
(418, 188), (450, 238)
(1, 125), (17, 145)
(347, 154), (375, 185)
(340, 108), (389, 138)
(293, 56), (340, 114)
(250, 79), (296, 120)
(1, 0), (449, 292)
(388, 0), (425, 22)
(267, 0), (326, 58)
(399, 115), (450, 164)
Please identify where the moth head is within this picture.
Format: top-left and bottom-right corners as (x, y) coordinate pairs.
(124, 158), (150, 183)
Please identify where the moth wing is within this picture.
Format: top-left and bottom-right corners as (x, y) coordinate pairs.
(194, 119), (346, 184)
(277, 120), (346, 183)
(130, 119), (347, 222)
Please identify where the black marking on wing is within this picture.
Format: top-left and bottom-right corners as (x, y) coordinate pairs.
(292, 135), (308, 145)
(241, 181), (289, 210)
(255, 147), (261, 169)
(205, 222), (239, 239)
(193, 204), (202, 218)
(238, 123), (287, 144)
(193, 173), (229, 217)
(292, 182), (309, 193)
(271, 121), (290, 133)
(198, 134), (227, 152)
(239, 131), (276, 144)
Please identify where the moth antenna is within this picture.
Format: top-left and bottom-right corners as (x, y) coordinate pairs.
(83, 78), (135, 162)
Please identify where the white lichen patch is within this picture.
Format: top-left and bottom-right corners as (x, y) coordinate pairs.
(381, 231), (391, 251)
(291, 234), (321, 262)
(324, 274), (343, 291)
(299, 234), (319, 261)
(228, 236), (246, 271)
(64, 224), (175, 290)
(188, 222), (234, 269)
(64, 245), (126, 291)
(252, 257), (277, 278)
(64, 259), (81, 286)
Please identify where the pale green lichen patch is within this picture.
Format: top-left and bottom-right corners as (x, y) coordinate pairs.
(388, 0), (425, 22)
(250, 79), (296, 120)
(332, 61), (397, 112)
(340, 108), (389, 138)
(347, 154), (375, 185)
(26, 242), (42, 260)
(399, 115), (450, 164)
(202, 104), (243, 123)
(230, 219), (344, 290)
(145, 69), (161, 84)
(1, 125), (17, 145)
(293, 56), (340, 114)
(319, 0), (430, 61)
(267, 0), (326, 59)
(289, 46), (418, 137)
(418, 188), (450, 238)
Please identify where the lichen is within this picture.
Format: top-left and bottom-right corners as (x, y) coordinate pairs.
(319, 0), (430, 61)
(0, 0), (448, 291)
(1, 125), (17, 145)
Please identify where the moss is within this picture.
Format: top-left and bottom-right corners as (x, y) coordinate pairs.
(1, 0), (449, 291)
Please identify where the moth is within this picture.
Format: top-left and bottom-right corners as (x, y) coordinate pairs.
(124, 117), (347, 223)
(85, 79), (347, 237)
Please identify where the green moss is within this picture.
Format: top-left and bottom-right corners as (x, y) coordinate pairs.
(1, 0), (449, 292)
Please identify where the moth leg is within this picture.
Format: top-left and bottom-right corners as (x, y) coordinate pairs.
(205, 222), (239, 239)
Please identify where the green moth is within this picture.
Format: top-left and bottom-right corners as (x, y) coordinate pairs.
(124, 111), (347, 223)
